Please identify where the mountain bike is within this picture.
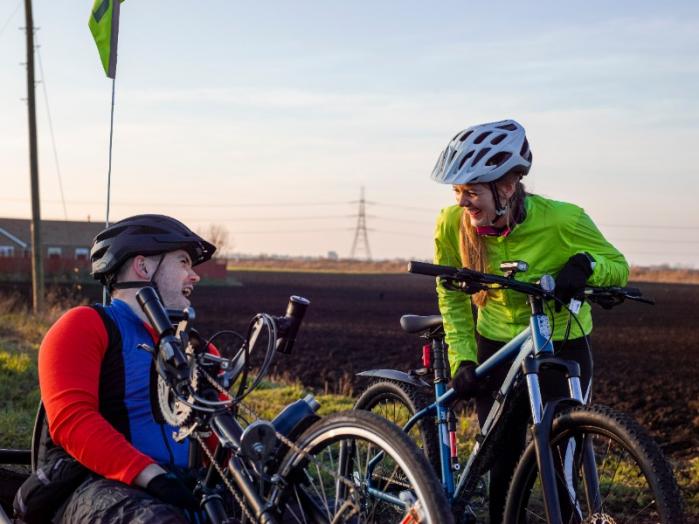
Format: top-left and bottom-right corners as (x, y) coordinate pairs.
(354, 260), (686, 523)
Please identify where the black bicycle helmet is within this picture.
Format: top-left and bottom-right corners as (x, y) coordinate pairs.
(90, 214), (216, 285)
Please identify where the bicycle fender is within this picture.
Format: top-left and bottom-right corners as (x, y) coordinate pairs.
(356, 369), (431, 389)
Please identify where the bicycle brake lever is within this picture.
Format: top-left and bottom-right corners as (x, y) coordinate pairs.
(439, 276), (487, 294)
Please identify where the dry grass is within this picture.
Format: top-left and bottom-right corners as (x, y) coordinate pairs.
(629, 266), (699, 284)
(227, 258), (408, 274)
(228, 257), (699, 284)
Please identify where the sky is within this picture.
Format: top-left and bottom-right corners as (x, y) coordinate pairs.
(1, 1), (699, 266)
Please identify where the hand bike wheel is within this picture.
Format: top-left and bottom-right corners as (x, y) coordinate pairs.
(503, 404), (686, 524)
(354, 379), (441, 475)
(276, 409), (453, 523)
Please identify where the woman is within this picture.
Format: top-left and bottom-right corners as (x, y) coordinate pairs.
(431, 119), (628, 523)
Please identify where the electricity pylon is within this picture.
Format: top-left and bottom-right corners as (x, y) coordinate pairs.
(350, 187), (372, 260)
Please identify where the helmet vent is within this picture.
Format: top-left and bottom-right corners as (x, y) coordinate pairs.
(448, 148), (458, 164)
(486, 151), (512, 167)
(471, 147), (490, 166)
(459, 130), (474, 142)
(132, 225), (168, 235)
(458, 150), (475, 169)
(91, 246), (108, 261)
(490, 133), (507, 145)
(97, 225), (128, 240)
(520, 138), (530, 157)
(473, 132), (491, 145)
(497, 123), (517, 131)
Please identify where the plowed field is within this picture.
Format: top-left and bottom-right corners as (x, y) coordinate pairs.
(189, 271), (699, 460)
(4, 272), (697, 459)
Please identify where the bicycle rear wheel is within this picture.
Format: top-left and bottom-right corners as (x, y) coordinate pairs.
(503, 404), (686, 524)
(354, 379), (440, 474)
(276, 410), (453, 523)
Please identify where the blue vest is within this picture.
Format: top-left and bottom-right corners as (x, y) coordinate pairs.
(95, 299), (189, 467)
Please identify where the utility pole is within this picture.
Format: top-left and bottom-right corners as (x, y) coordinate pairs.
(24, 0), (44, 313)
(350, 186), (372, 260)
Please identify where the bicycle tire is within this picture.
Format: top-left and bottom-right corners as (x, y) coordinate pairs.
(354, 379), (441, 474)
(503, 404), (686, 524)
(276, 409), (454, 523)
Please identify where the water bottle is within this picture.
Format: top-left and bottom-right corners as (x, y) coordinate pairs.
(272, 394), (320, 438)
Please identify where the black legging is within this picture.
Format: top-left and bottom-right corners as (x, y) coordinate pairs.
(475, 334), (593, 524)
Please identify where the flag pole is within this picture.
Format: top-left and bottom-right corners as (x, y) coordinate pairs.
(102, 76), (116, 305)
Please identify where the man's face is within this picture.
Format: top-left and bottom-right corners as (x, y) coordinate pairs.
(151, 250), (200, 309)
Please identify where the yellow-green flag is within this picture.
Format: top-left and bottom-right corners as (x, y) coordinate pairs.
(88, 0), (122, 78)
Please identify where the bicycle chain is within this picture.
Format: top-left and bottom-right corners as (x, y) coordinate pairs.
(191, 364), (368, 519)
(193, 431), (257, 523)
(584, 514), (616, 524)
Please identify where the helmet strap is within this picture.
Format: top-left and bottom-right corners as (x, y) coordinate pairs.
(111, 254), (166, 301)
(489, 182), (509, 218)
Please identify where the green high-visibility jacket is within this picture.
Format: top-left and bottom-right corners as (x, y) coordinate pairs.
(434, 194), (629, 375)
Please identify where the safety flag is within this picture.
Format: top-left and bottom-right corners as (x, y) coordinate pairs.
(88, 0), (123, 78)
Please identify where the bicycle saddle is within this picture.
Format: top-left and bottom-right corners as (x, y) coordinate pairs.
(399, 315), (443, 334)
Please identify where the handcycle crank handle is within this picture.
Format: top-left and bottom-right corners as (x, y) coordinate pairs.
(136, 287), (189, 377)
(137, 286), (175, 337)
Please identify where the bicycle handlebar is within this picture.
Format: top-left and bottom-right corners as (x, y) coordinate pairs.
(408, 260), (547, 297)
(408, 260), (652, 306)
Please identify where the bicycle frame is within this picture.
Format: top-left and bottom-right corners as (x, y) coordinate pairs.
(395, 294), (592, 523)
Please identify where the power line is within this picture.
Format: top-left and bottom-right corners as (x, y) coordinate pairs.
(370, 202), (436, 213)
(232, 228), (351, 235)
(3, 196), (699, 234)
(35, 33), (68, 220)
(0, 1), (21, 39)
(612, 238), (699, 244)
(600, 223), (699, 231)
(0, 197), (353, 208)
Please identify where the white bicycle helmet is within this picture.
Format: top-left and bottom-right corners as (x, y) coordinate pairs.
(431, 119), (532, 185)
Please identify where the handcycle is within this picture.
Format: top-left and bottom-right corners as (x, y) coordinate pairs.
(0, 287), (452, 524)
(354, 260), (686, 523)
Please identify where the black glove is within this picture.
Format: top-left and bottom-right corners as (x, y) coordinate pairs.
(146, 472), (198, 510)
(451, 361), (479, 399)
(554, 253), (594, 311)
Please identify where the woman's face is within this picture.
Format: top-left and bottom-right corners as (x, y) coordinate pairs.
(452, 183), (500, 227)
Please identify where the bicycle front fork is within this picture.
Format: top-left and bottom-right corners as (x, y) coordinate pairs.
(523, 355), (600, 524)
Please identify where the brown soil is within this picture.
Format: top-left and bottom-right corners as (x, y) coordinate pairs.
(3, 273), (697, 459)
(191, 272), (699, 461)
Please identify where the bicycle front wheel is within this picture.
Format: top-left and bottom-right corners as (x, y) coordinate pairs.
(276, 409), (453, 524)
(354, 379), (440, 474)
(503, 404), (686, 524)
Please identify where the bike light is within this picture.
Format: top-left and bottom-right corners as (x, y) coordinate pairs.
(500, 260), (528, 274)
(539, 274), (555, 293)
(422, 344), (431, 368)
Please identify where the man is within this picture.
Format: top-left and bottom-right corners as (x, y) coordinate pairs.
(37, 214), (215, 522)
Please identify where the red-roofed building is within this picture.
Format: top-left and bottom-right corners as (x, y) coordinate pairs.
(0, 218), (226, 282)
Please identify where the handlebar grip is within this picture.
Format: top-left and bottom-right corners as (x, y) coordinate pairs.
(276, 296), (310, 355)
(136, 287), (174, 337)
(407, 261), (460, 277)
